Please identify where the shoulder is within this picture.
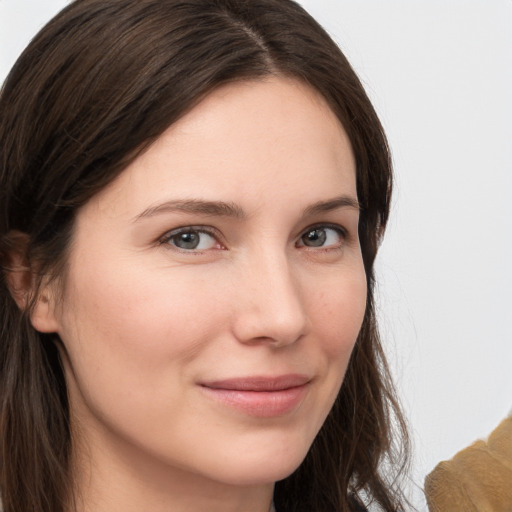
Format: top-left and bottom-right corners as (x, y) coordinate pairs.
(425, 416), (512, 511)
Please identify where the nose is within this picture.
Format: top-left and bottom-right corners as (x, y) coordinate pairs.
(231, 251), (309, 347)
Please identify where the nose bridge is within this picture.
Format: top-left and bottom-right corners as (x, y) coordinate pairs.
(232, 244), (308, 346)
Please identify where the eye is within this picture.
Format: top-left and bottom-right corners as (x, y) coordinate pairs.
(162, 228), (221, 251)
(297, 225), (345, 249)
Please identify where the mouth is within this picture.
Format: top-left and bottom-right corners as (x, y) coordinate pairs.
(199, 374), (311, 417)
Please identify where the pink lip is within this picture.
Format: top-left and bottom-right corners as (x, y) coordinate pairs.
(199, 375), (311, 417)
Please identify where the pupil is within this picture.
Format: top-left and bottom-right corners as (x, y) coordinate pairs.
(177, 232), (199, 249)
(305, 229), (326, 247)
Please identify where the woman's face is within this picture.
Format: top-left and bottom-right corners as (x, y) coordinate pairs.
(44, 78), (366, 488)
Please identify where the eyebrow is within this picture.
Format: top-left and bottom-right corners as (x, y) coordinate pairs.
(132, 195), (360, 223)
(133, 199), (246, 222)
(303, 196), (361, 216)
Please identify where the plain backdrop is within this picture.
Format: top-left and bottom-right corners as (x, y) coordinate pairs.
(1, 1), (511, 509)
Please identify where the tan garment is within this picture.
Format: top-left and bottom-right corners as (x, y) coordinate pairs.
(425, 417), (512, 511)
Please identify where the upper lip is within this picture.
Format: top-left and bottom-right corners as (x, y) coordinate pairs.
(200, 374), (311, 391)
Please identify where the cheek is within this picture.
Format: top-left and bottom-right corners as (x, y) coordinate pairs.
(311, 266), (367, 358)
(60, 259), (223, 359)
(56, 260), (233, 441)
(312, 267), (366, 412)
(56, 264), (200, 413)
(299, 263), (367, 410)
(286, 264), (367, 446)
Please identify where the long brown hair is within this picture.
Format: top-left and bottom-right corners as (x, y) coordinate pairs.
(0, 1), (409, 511)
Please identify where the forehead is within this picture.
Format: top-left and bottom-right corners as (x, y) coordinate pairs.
(80, 77), (356, 221)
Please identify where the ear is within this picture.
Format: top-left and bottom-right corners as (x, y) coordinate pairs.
(30, 287), (60, 334)
(4, 231), (60, 333)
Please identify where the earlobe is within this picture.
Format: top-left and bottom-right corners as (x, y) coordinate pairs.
(3, 231), (60, 333)
(30, 291), (60, 333)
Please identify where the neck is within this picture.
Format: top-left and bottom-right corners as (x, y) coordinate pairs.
(69, 424), (275, 512)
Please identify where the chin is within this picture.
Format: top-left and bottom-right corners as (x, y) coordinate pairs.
(206, 446), (308, 487)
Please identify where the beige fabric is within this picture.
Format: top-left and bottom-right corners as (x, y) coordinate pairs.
(425, 416), (512, 512)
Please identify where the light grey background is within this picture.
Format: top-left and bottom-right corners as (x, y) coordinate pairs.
(2, 1), (511, 509)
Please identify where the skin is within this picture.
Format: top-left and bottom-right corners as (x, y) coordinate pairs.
(32, 77), (367, 512)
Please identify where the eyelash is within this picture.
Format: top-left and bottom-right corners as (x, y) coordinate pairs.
(159, 226), (223, 252)
(296, 223), (347, 251)
(159, 223), (347, 253)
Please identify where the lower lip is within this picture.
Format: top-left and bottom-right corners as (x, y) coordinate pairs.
(200, 384), (308, 417)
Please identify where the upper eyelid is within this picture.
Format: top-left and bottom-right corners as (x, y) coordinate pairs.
(158, 225), (222, 247)
(297, 222), (347, 237)
(161, 221), (346, 235)
(161, 225), (219, 239)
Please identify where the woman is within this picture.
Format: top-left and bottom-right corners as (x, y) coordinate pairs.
(0, 1), (409, 511)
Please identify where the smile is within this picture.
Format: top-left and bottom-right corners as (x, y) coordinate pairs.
(199, 375), (311, 417)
